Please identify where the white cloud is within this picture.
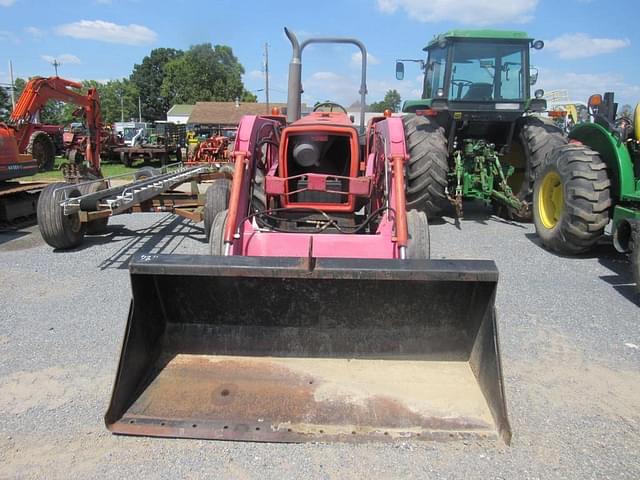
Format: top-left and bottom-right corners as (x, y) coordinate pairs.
(25, 26), (45, 37)
(42, 54), (82, 65)
(247, 69), (265, 80)
(545, 33), (630, 59)
(377, 0), (537, 26)
(538, 68), (640, 107)
(302, 71), (422, 107)
(350, 51), (380, 68)
(0, 0), (16, 6)
(55, 20), (157, 45)
(0, 30), (19, 44)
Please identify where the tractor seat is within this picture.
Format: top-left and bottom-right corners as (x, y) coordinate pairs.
(463, 83), (493, 101)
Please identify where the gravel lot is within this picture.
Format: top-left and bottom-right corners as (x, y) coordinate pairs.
(0, 204), (638, 479)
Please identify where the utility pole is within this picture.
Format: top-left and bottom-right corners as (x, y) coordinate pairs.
(50, 59), (61, 76)
(120, 93), (124, 122)
(8, 60), (15, 110)
(138, 96), (142, 122)
(264, 42), (270, 113)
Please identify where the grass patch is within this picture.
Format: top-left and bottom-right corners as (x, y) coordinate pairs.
(20, 157), (158, 182)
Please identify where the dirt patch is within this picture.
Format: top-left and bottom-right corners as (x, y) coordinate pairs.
(0, 367), (75, 415)
(513, 328), (640, 420)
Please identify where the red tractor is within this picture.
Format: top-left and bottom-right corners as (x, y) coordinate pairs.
(106, 29), (511, 445)
(188, 135), (230, 164)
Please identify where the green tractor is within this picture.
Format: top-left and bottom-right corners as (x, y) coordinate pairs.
(396, 30), (566, 219)
(533, 93), (640, 294)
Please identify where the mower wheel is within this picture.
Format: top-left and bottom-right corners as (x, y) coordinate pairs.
(77, 181), (110, 234)
(533, 143), (611, 254)
(204, 179), (232, 240)
(209, 209), (228, 255)
(406, 209), (430, 259)
(402, 115), (449, 218)
(28, 131), (56, 171)
(37, 182), (86, 249)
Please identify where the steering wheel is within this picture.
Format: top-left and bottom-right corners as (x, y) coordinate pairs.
(313, 102), (348, 113)
(451, 79), (473, 99)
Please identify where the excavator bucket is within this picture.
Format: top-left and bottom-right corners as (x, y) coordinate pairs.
(105, 255), (511, 444)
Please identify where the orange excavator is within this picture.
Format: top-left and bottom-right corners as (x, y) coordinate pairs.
(0, 76), (102, 221)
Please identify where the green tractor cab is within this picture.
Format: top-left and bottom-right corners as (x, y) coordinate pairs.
(533, 92), (640, 294)
(397, 30), (565, 219)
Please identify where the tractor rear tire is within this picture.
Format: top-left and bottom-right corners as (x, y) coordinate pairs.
(78, 181), (109, 234)
(533, 143), (611, 254)
(406, 209), (430, 259)
(28, 131), (56, 171)
(502, 117), (567, 220)
(204, 179), (231, 240)
(402, 115), (449, 218)
(209, 209), (228, 255)
(37, 182), (86, 249)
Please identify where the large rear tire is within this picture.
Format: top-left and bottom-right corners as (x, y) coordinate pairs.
(406, 209), (430, 259)
(28, 131), (56, 171)
(209, 209), (228, 255)
(500, 117), (567, 220)
(533, 143), (611, 254)
(204, 179), (231, 240)
(37, 182), (86, 249)
(402, 115), (449, 218)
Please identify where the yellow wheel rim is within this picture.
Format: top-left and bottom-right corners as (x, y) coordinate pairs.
(538, 171), (564, 229)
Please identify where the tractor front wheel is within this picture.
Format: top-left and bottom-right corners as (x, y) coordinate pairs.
(37, 182), (86, 249)
(204, 179), (231, 240)
(406, 210), (430, 259)
(631, 227), (640, 295)
(209, 209), (228, 255)
(402, 115), (449, 218)
(533, 143), (611, 254)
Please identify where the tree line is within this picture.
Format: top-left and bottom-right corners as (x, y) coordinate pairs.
(0, 43), (257, 125)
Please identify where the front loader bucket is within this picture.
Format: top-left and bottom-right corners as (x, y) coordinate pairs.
(105, 255), (511, 444)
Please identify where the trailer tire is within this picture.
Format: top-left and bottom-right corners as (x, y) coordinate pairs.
(28, 131), (56, 171)
(204, 179), (231, 240)
(533, 143), (611, 254)
(77, 181), (109, 234)
(209, 209), (228, 255)
(133, 167), (160, 180)
(406, 210), (430, 259)
(37, 182), (86, 249)
(402, 115), (449, 218)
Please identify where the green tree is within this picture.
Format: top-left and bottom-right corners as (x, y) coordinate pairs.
(130, 48), (183, 121)
(87, 79), (140, 124)
(161, 43), (256, 104)
(0, 86), (10, 121)
(369, 89), (402, 113)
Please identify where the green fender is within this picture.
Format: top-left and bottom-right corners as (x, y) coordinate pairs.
(569, 123), (639, 201)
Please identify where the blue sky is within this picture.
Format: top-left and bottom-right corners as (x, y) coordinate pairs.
(1, 0), (638, 108)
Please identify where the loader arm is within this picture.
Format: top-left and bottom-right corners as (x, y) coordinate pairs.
(9, 76), (103, 175)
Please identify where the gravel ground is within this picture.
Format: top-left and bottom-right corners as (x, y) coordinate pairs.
(0, 204), (638, 479)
